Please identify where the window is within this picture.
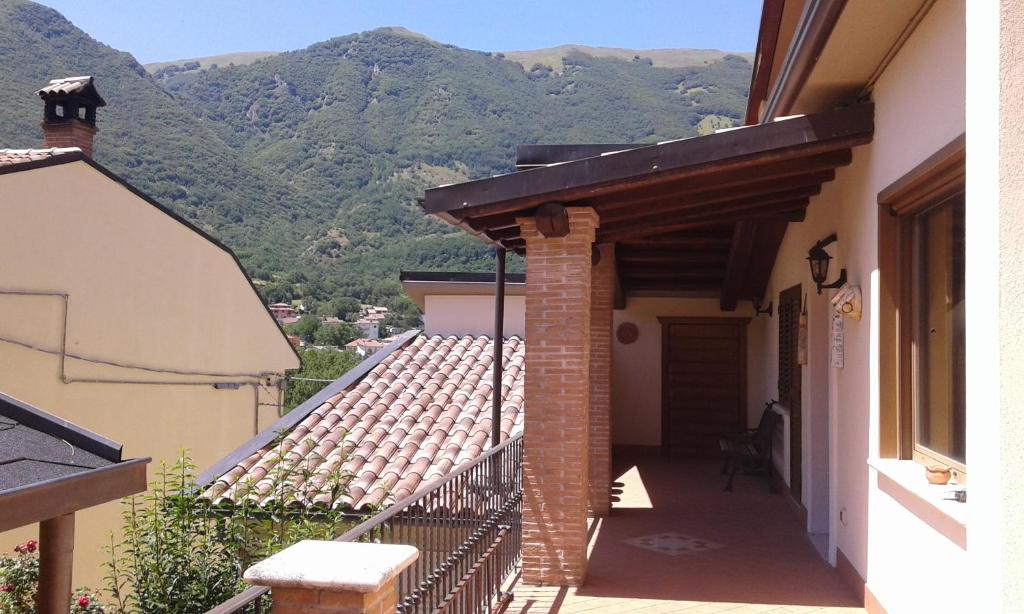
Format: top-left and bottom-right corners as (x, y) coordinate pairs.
(911, 194), (966, 466)
(878, 134), (966, 475)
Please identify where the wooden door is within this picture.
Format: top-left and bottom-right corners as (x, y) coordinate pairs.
(779, 285), (803, 502)
(660, 317), (749, 457)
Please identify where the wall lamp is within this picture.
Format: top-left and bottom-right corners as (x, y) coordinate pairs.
(807, 232), (847, 294)
(752, 296), (773, 317)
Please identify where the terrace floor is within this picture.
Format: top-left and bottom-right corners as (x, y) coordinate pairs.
(502, 456), (864, 614)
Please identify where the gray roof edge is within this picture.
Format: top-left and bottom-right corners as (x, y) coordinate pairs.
(0, 392), (123, 462)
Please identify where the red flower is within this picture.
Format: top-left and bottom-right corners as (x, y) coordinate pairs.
(0, 583), (12, 592)
(24, 539), (37, 553)
(77, 595), (90, 607)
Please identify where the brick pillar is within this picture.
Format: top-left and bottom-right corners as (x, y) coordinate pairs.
(518, 207), (598, 587)
(589, 243), (614, 517)
(243, 541), (417, 614)
(41, 121), (97, 158)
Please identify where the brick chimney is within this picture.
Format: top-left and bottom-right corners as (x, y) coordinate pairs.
(36, 76), (106, 158)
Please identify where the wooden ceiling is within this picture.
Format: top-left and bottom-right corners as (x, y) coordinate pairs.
(422, 104), (874, 310)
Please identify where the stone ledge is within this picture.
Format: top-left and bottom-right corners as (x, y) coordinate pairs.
(243, 540), (418, 593)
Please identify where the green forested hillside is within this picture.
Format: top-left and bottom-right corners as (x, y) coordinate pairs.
(0, 0), (752, 314)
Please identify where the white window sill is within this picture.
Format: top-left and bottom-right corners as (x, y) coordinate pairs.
(867, 458), (967, 548)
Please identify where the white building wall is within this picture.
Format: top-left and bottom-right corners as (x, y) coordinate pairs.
(746, 3), (968, 612)
(423, 294), (526, 339)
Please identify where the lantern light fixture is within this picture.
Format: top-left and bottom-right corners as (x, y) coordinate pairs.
(807, 232), (847, 294)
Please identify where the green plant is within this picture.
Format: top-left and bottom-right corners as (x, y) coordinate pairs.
(284, 349), (361, 411)
(105, 451), (353, 614)
(0, 540), (106, 613)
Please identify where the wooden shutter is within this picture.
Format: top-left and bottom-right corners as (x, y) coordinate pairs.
(778, 286), (801, 405)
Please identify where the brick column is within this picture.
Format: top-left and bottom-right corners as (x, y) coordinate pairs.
(589, 243), (614, 517)
(243, 540), (418, 614)
(518, 207), (598, 587)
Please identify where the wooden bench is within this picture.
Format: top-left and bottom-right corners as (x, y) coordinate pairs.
(719, 400), (780, 492)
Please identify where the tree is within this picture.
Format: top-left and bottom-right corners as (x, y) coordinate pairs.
(313, 322), (361, 347)
(322, 296), (362, 321)
(261, 280), (294, 304)
(285, 349), (362, 411)
(286, 315), (321, 343)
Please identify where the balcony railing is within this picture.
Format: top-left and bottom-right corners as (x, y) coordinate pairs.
(206, 432), (523, 614)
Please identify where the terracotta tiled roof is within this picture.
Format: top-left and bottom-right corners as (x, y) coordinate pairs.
(0, 147), (81, 167)
(203, 334), (525, 511)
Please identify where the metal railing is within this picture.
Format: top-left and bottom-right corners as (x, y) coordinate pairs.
(206, 433), (523, 614)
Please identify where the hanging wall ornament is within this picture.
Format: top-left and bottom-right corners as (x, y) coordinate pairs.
(831, 284), (862, 320)
(797, 293), (809, 365)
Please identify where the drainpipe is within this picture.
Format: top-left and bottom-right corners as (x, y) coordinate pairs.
(492, 247), (506, 448)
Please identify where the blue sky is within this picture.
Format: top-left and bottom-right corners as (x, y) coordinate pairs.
(37, 0), (762, 64)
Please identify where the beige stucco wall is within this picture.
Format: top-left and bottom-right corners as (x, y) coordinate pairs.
(611, 297), (755, 447)
(968, 0), (1024, 610)
(747, 3), (969, 612)
(0, 161), (298, 590)
(423, 294), (526, 338)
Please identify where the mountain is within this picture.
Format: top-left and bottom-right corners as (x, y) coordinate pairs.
(0, 0), (318, 268)
(0, 0), (753, 318)
(502, 45), (753, 71)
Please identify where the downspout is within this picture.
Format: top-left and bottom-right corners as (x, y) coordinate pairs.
(492, 247), (506, 448)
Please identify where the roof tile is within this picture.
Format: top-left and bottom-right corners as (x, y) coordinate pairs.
(204, 334), (525, 510)
(0, 147), (81, 168)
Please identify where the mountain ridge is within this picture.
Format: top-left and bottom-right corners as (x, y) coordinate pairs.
(142, 35), (753, 77)
(1, 0), (752, 318)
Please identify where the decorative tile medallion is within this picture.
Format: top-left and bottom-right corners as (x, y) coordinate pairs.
(623, 532), (724, 556)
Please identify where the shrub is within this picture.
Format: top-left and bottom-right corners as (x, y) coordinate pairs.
(105, 452), (353, 614)
(0, 539), (104, 613)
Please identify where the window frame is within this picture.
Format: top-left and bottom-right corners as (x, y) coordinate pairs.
(877, 134), (966, 477)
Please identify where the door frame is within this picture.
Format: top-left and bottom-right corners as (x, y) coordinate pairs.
(658, 316), (751, 454)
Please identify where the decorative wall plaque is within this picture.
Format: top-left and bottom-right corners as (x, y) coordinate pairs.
(616, 322), (639, 344)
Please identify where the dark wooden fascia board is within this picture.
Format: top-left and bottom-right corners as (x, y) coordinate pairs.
(195, 329), (422, 488)
(516, 144), (646, 168)
(423, 103), (873, 217)
(0, 154), (301, 368)
(0, 392), (122, 461)
(0, 457), (149, 532)
(746, 0), (788, 125)
(762, 0), (850, 121)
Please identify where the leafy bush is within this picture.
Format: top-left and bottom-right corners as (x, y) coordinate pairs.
(0, 540), (104, 613)
(105, 453), (353, 614)
(284, 349), (362, 411)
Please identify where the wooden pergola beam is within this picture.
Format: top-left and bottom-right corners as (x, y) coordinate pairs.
(598, 200), (807, 242)
(589, 162), (841, 213)
(720, 221), (759, 311)
(466, 171), (830, 233)
(422, 104), (873, 217)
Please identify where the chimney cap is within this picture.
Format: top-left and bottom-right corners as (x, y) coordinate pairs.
(36, 76), (106, 107)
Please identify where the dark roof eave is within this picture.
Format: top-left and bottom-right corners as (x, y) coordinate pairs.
(0, 457), (148, 532)
(422, 103), (874, 218)
(0, 392), (122, 461)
